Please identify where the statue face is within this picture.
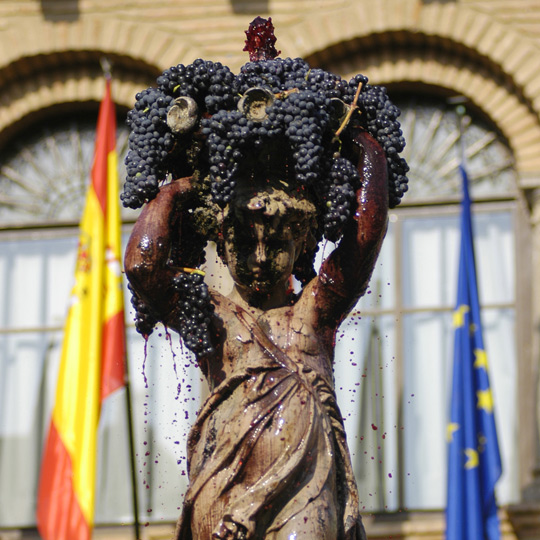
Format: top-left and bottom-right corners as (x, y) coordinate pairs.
(223, 212), (299, 301)
(218, 188), (317, 306)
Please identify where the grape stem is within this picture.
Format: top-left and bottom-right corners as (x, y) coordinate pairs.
(335, 82), (363, 137)
(275, 88), (299, 100)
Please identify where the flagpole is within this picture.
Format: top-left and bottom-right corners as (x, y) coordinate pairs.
(456, 104), (467, 169)
(446, 97), (503, 540)
(123, 346), (142, 540)
(100, 57), (141, 540)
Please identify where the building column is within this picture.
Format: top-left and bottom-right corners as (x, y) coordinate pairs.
(508, 185), (540, 538)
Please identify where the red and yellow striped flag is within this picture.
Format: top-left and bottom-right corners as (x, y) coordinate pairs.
(37, 78), (126, 540)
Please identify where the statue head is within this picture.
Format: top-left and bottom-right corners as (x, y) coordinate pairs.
(219, 184), (318, 307)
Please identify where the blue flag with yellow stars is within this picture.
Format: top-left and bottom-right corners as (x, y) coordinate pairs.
(446, 166), (502, 540)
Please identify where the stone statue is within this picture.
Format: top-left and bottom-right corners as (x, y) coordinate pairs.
(122, 17), (408, 540)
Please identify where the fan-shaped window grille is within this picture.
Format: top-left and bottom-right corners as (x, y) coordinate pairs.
(0, 116), (130, 226)
(395, 96), (517, 202)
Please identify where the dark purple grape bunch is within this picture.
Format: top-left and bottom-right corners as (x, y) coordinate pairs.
(155, 59), (236, 115)
(128, 283), (158, 338)
(121, 88), (176, 209)
(121, 59), (236, 209)
(121, 17), (408, 219)
(200, 109), (245, 205)
(121, 55), (408, 222)
(172, 271), (215, 357)
(121, 19), (409, 228)
(322, 156), (361, 241)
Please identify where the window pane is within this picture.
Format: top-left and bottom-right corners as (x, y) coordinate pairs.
(0, 235), (77, 330)
(0, 330), (61, 526)
(483, 308), (519, 504)
(402, 311), (453, 509)
(402, 215), (460, 309)
(356, 223), (396, 311)
(475, 212), (515, 304)
(335, 314), (399, 512)
(402, 210), (514, 309)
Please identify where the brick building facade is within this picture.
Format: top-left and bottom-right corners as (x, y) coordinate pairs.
(1, 1), (540, 538)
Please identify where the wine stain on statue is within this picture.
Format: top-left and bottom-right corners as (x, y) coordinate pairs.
(125, 129), (389, 539)
(123, 16), (408, 540)
(187, 180), (360, 538)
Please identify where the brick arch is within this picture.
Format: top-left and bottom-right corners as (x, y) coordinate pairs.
(314, 41), (540, 176)
(0, 51), (156, 145)
(278, 1), (540, 120)
(0, 17), (204, 143)
(0, 17), (204, 75)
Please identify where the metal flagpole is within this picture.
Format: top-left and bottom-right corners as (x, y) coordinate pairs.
(100, 56), (142, 540)
(446, 95), (467, 167)
(123, 349), (142, 540)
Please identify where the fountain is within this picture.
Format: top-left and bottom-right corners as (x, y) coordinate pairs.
(123, 17), (408, 539)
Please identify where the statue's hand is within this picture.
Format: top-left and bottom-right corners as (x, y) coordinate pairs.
(212, 517), (248, 540)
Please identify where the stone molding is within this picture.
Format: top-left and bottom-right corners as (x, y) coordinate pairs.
(0, 2), (539, 186)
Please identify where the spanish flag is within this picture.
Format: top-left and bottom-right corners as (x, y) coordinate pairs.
(37, 78), (125, 540)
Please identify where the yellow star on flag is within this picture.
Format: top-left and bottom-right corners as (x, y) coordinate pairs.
(464, 448), (479, 469)
(474, 349), (488, 370)
(477, 389), (494, 413)
(447, 422), (459, 442)
(453, 305), (469, 328)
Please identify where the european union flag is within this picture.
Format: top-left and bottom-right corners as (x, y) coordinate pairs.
(446, 166), (502, 540)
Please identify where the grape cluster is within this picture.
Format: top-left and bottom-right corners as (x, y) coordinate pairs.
(121, 60), (236, 209)
(200, 109), (244, 205)
(122, 56), (409, 217)
(323, 156), (360, 241)
(156, 58), (236, 114)
(172, 272), (216, 357)
(234, 57), (310, 93)
(121, 88), (175, 208)
(282, 90), (329, 186)
(128, 283), (158, 338)
(233, 57), (347, 96)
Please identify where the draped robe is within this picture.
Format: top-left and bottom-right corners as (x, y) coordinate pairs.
(174, 290), (367, 540)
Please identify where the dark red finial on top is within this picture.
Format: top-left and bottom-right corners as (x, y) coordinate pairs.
(243, 16), (281, 61)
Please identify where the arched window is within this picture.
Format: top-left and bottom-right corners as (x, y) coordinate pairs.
(334, 95), (521, 511)
(0, 112), (201, 527)
(0, 114), (132, 225)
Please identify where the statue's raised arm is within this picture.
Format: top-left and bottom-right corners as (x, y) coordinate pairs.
(312, 129), (389, 328)
(125, 178), (193, 326)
